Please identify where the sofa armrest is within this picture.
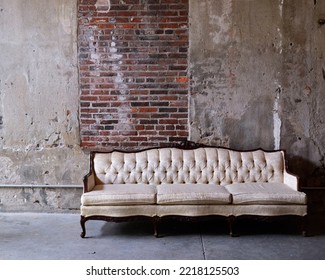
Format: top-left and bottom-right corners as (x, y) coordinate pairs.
(283, 170), (299, 191)
(83, 172), (96, 193)
(83, 151), (96, 193)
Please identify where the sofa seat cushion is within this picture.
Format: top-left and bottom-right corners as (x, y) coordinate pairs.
(81, 184), (157, 206)
(157, 184), (232, 205)
(224, 183), (306, 205)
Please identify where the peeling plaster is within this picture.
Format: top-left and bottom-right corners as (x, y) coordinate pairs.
(190, 0), (325, 187)
(275, 1), (284, 54)
(0, 0), (87, 185)
(110, 34), (134, 133)
(210, 1), (233, 45)
(272, 0), (285, 150)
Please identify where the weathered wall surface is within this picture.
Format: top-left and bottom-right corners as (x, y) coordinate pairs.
(189, 0), (325, 187)
(1, 0), (324, 212)
(0, 0), (88, 186)
(0, 186), (82, 212)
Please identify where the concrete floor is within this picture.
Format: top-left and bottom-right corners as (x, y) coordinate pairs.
(1, 213), (325, 260)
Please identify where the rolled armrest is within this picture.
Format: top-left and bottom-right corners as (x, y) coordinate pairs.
(283, 170), (299, 191)
(83, 172), (96, 193)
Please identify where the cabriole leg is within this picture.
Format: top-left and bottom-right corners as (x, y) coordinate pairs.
(228, 215), (237, 237)
(302, 215), (308, 237)
(153, 216), (160, 238)
(80, 216), (87, 238)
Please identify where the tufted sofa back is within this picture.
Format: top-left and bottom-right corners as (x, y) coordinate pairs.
(93, 148), (285, 186)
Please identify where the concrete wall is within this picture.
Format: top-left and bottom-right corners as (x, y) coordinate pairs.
(0, 0), (87, 188)
(189, 0), (325, 187)
(0, 0), (324, 211)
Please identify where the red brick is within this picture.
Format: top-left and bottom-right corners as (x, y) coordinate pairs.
(78, 0), (189, 149)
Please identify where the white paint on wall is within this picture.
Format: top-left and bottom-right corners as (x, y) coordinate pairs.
(95, 0), (110, 12)
(276, 27), (283, 54)
(279, 0), (284, 18)
(272, 0), (285, 150)
(210, 1), (233, 45)
(275, 0), (284, 54)
(108, 34), (133, 133)
(273, 80), (282, 150)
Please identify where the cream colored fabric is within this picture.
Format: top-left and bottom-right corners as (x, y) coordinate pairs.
(81, 148), (306, 220)
(81, 205), (157, 217)
(157, 205), (233, 217)
(157, 205), (307, 217)
(231, 205), (307, 217)
(156, 184), (231, 205)
(225, 183), (306, 205)
(81, 204), (307, 218)
(81, 184), (156, 206)
(283, 170), (299, 191)
(93, 148), (285, 186)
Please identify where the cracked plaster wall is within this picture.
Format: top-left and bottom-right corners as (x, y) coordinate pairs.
(0, 0), (87, 187)
(189, 0), (325, 187)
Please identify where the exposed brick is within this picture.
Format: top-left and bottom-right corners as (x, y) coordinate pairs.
(78, 0), (189, 149)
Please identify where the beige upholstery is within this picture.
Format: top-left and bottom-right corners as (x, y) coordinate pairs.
(225, 183), (306, 205)
(283, 171), (299, 191)
(93, 148), (284, 186)
(81, 184), (156, 206)
(81, 204), (307, 218)
(81, 147), (307, 235)
(157, 184), (231, 205)
(156, 205), (233, 217)
(81, 205), (157, 217)
(231, 205), (307, 217)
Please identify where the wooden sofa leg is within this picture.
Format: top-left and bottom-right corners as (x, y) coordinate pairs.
(80, 216), (87, 238)
(302, 215), (308, 237)
(153, 216), (160, 238)
(228, 216), (237, 237)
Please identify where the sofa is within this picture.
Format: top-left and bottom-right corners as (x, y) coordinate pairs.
(80, 142), (307, 238)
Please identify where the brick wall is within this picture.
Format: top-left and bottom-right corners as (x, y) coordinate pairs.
(78, 0), (189, 149)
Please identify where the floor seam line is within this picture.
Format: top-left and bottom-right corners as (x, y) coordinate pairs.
(200, 233), (207, 260)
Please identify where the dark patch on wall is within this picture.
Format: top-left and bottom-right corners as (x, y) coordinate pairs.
(19, 165), (43, 183)
(223, 99), (275, 150)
